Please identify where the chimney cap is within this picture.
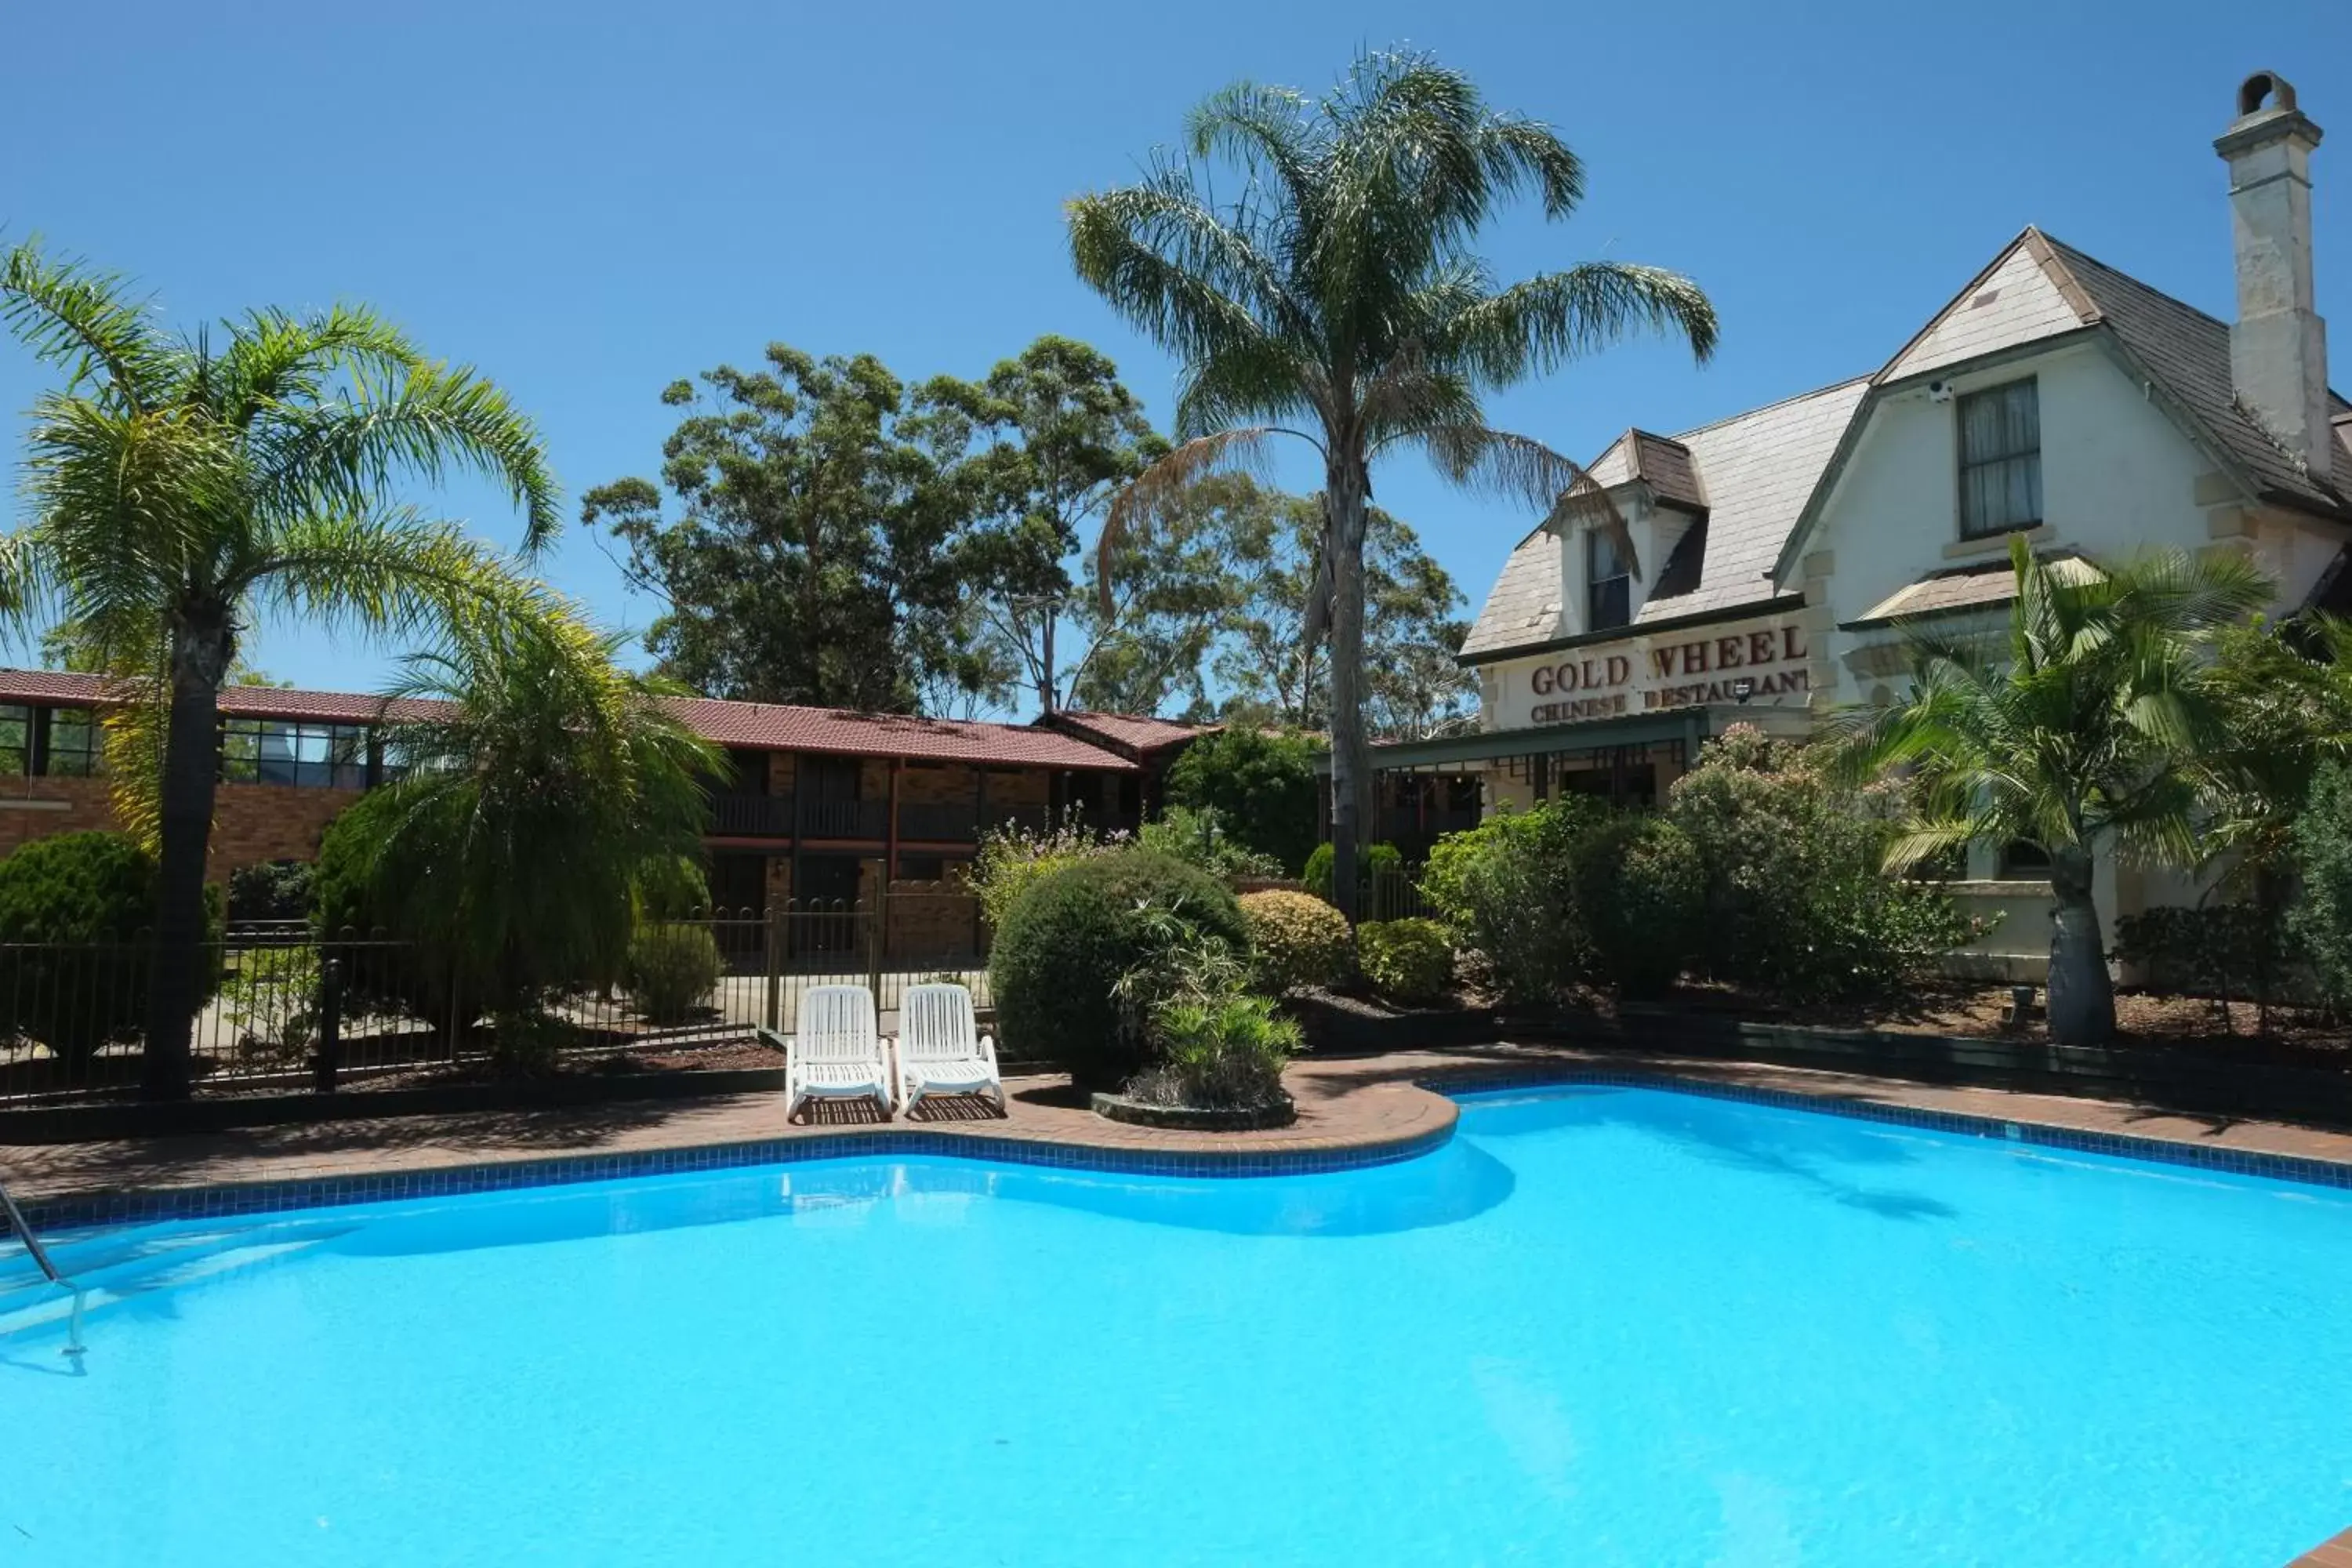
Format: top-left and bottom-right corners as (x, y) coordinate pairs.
(2238, 71), (2298, 117)
(2217, 71), (2322, 160)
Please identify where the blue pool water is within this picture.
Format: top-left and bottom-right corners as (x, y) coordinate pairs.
(5, 1085), (2350, 1566)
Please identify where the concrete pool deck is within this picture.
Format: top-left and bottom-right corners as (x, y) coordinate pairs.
(9, 1041), (2352, 1211)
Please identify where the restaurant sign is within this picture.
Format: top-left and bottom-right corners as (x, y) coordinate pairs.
(1494, 616), (1809, 729)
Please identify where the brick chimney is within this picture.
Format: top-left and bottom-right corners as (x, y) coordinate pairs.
(2216, 71), (2330, 487)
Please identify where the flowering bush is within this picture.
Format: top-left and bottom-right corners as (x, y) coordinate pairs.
(970, 815), (1119, 932)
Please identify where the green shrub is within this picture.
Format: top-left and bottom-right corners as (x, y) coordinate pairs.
(1138, 804), (1286, 881)
(1302, 840), (1402, 902)
(1162, 728), (1324, 873)
(221, 942), (321, 1065)
(626, 924), (724, 1024)
(227, 858), (314, 923)
(1127, 992), (1299, 1110)
(1573, 816), (1705, 998)
(312, 790), (448, 1022)
(2291, 760), (2352, 1008)
(1420, 799), (1603, 1004)
(1356, 918), (1455, 1004)
(1667, 726), (1976, 1002)
(989, 847), (1248, 1087)
(0, 831), (222, 1062)
(1238, 889), (1354, 993)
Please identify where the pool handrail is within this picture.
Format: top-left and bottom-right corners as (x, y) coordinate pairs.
(0, 1177), (68, 1288)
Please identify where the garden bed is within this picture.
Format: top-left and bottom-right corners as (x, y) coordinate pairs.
(1090, 1091), (1298, 1131)
(1287, 987), (1497, 1054)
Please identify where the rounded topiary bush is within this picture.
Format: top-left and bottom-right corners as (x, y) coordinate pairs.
(625, 924), (724, 1024)
(1356, 917), (1455, 1004)
(0, 831), (220, 1062)
(989, 847), (1248, 1088)
(1238, 889), (1353, 994)
(1573, 816), (1706, 999)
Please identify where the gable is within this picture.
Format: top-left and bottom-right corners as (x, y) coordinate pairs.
(1878, 237), (2095, 384)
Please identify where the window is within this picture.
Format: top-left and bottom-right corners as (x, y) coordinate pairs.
(1586, 528), (1632, 631)
(44, 709), (104, 777)
(1958, 378), (2042, 538)
(896, 854), (947, 882)
(0, 705), (27, 777)
(220, 719), (370, 789)
(1999, 840), (2052, 878)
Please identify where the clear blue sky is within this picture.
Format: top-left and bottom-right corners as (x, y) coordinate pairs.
(4, 0), (2348, 708)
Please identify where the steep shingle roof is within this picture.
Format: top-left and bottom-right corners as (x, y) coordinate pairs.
(2040, 232), (2351, 519)
(1460, 377), (1870, 662)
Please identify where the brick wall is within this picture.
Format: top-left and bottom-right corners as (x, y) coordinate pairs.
(899, 762), (978, 807)
(886, 877), (983, 961)
(0, 775), (351, 880)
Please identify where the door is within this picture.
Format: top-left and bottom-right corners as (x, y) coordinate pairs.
(793, 854), (866, 956)
(800, 754), (866, 837)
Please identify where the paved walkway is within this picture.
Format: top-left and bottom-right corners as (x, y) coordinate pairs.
(8, 1042), (2352, 1206)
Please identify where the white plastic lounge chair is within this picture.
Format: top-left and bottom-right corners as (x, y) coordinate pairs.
(784, 985), (891, 1121)
(895, 982), (1006, 1118)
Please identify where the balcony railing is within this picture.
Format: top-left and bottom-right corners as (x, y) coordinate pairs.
(710, 793), (794, 837)
(706, 793), (1117, 844)
(797, 798), (890, 840)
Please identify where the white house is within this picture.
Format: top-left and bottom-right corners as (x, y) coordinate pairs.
(1373, 71), (2351, 977)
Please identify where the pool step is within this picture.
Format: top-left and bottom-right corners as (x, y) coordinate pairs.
(0, 1221), (348, 1339)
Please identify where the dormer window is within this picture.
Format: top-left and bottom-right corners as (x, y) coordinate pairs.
(1586, 528), (1632, 631)
(1958, 378), (2042, 538)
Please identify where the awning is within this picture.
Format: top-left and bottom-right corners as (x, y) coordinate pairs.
(1337, 702), (1811, 775)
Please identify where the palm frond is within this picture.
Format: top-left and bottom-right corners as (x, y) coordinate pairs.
(238, 506), (539, 644)
(1417, 423), (1634, 576)
(1435, 263), (1720, 381)
(252, 358), (561, 553)
(0, 240), (180, 408)
(1096, 429), (1283, 615)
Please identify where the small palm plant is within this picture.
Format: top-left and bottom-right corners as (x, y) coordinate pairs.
(1069, 48), (1716, 916)
(1835, 537), (2270, 1045)
(345, 608), (719, 1064)
(0, 241), (555, 1094)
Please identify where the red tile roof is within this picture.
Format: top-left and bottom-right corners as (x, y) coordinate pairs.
(665, 697), (1135, 769)
(1042, 710), (1211, 758)
(0, 670), (1139, 771)
(0, 670), (448, 724)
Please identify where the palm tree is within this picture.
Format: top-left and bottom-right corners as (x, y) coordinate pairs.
(1836, 537), (2271, 1046)
(0, 241), (556, 1096)
(324, 606), (717, 1062)
(1068, 48), (1717, 916)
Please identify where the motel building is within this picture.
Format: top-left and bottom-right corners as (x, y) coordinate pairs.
(1370, 72), (2352, 977)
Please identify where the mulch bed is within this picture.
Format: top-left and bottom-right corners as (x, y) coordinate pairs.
(192, 1038), (786, 1100)
(1610, 981), (2352, 1069)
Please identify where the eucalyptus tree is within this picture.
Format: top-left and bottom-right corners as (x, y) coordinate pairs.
(0, 241), (556, 1096)
(1068, 48), (1716, 914)
(1836, 539), (2271, 1046)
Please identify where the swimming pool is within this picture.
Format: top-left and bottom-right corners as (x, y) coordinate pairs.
(4, 1083), (2348, 1566)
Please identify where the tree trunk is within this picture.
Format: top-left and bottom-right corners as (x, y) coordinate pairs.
(1323, 459), (1371, 923)
(2044, 846), (2114, 1047)
(143, 617), (232, 1099)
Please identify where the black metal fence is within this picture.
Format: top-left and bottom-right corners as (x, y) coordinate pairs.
(0, 891), (989, 1107)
